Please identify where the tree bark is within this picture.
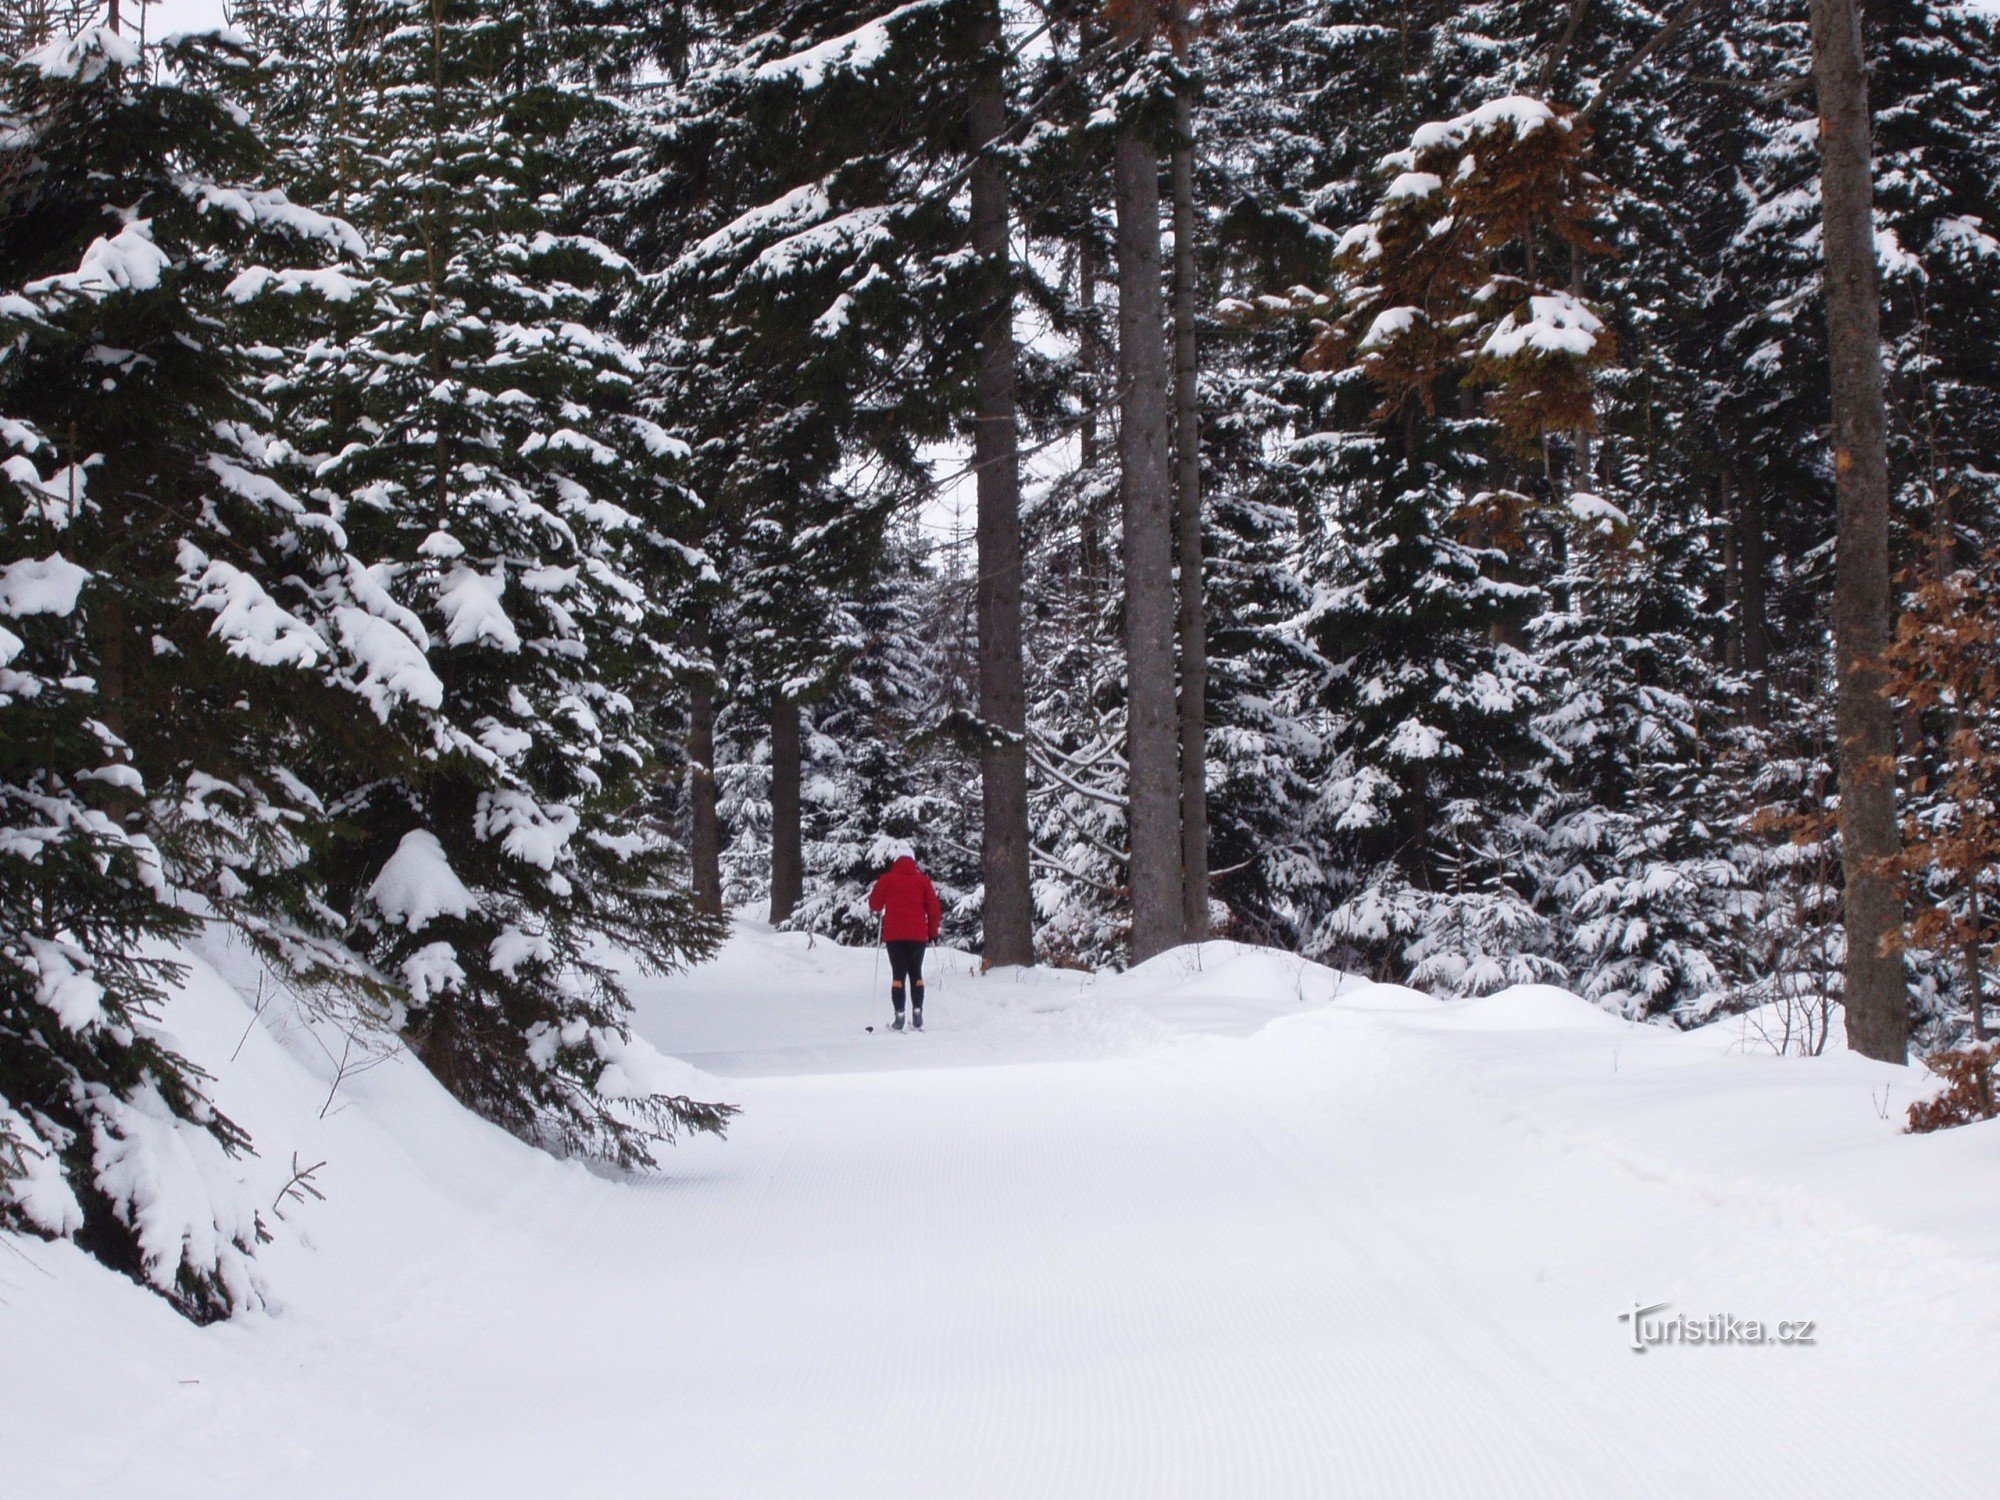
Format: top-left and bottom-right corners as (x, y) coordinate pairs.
(768, 696), (802, 925)
(1810, 0), (1908, 1062)
(1169, 87), (1209, 942)
(1078, 234), (1104, 589)
(1740, 489), (1770, 725)
(968, 2), (1034, 968)
(688, 616), (722, 919)
(1721, 453), (1771, 726)
(1965, 897), (1986, 1043)
(1720, 485), (1742, 674)
(1115, 122), (1183, 963)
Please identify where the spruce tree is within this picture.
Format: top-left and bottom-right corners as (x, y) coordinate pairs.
(289, 0), (731, 1163)
(1281, 98), (1610, 988)
(0, 23), (372, 1318)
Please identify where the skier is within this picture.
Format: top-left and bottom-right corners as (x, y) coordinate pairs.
(868, 841), (942, 1031)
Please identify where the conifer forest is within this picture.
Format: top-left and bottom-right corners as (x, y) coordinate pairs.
(5, 6), (2000, 1479)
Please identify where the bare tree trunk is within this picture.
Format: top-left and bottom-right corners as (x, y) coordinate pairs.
(1810, 0), (1908, 1062)
(1721, 484), (1742, 674)
(969, 2), (1033, 968)
(1966, 893), (1986, 1043)
(1079, 234), (1104, 589)
(1115, 122), (1183, 963)
(1741, 492), (1770, 721)
(688, 616), (722, 918)
(1170, 86), (1209, 942)
(769, 697), (802, 926)
(1074, 17), (1107, 599)
(1721, 453), (1772, 727)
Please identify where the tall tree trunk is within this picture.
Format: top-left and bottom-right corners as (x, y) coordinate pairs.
(1115, 123), (1183, 963)
(1965, 893), (1986, 1042)
(1170, 86), (1209, 942)
(1721, 486), (1742, 674)
(1721, 453), (1772, 727)
(1078, 233), (1104, 590)
(968, 2), (1034, 968)
(688, 615), (722, 918)
(1741, 489), (1770, 726)
(1810, 0), (1908, 1062)
(768, 696), (802, 926)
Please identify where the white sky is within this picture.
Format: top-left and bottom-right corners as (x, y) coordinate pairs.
(134, 0), (230, 38)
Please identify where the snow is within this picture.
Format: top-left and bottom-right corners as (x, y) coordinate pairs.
(400, 941), (465, 1007)
(1357, 304), (1420, 351)
(690, 182), (832, 264)
(1410, 95), (1561, 155)
(178, 545), (324, 669)
(477, 790), (578, 870)
(1935, 213), (2000, 261)
(489, 925), (553, 977)
(625, 415), (691, 460)
(21, 26), (142, 82)
(8, 920), (1998, 1497)
(334, 605), (445, 717)
(752, 1), (935, 88)
(1481, 292), (1605, 360)
(1335, 221), (1384, 263)
(0, 1101), (84, 1235)
(33, 221), (171, 296)
(437, 565), (521, 653)
(24, 934), (109, 1032)
(90, 1079), (262, 1310)
(204, 454), (304, 515)
(189, 186), (368, 259)
(750, 204), (896, 281)
(365, 829), (477, 931)
(1568, 490), (1629, 533)
(0, 553), (88, 617)
(224, 266), (366, 304)
(1385, 715), (1450, 760)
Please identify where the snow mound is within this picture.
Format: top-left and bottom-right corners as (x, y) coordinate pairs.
(1438, 982), (1635, 1031)
(1331, 980), (1439, 1012)
(1109, 942), (1354, 1032)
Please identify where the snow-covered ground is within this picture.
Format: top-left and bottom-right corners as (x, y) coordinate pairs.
(9, 920), (1998, 1497)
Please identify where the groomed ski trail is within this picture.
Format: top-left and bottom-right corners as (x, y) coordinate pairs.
(11, 920), (1998, 1498)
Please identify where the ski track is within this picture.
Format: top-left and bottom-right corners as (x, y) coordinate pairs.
(12, 922), (1997, 1498)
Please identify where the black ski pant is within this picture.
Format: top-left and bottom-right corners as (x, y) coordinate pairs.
(885, 940), (926, 1015)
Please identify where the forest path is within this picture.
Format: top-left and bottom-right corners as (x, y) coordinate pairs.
(16, 922), (1998, 1498)
(556, 923), (1991, 1498)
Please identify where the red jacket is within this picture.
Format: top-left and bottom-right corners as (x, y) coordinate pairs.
(869, 856), (942, 943)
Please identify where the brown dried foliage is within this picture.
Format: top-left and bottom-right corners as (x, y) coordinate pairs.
(1884, 559), (2000, 1033)
(1907, 1041), (2000, 1133)
(1103, 0), (1204, 55)
(1305, 101), (1610, 448)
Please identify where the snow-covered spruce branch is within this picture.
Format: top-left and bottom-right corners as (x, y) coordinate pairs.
(1029, 790), (1133, 872)
(930, 832), (1123, 898)
(1026, 746), (1129, 811)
